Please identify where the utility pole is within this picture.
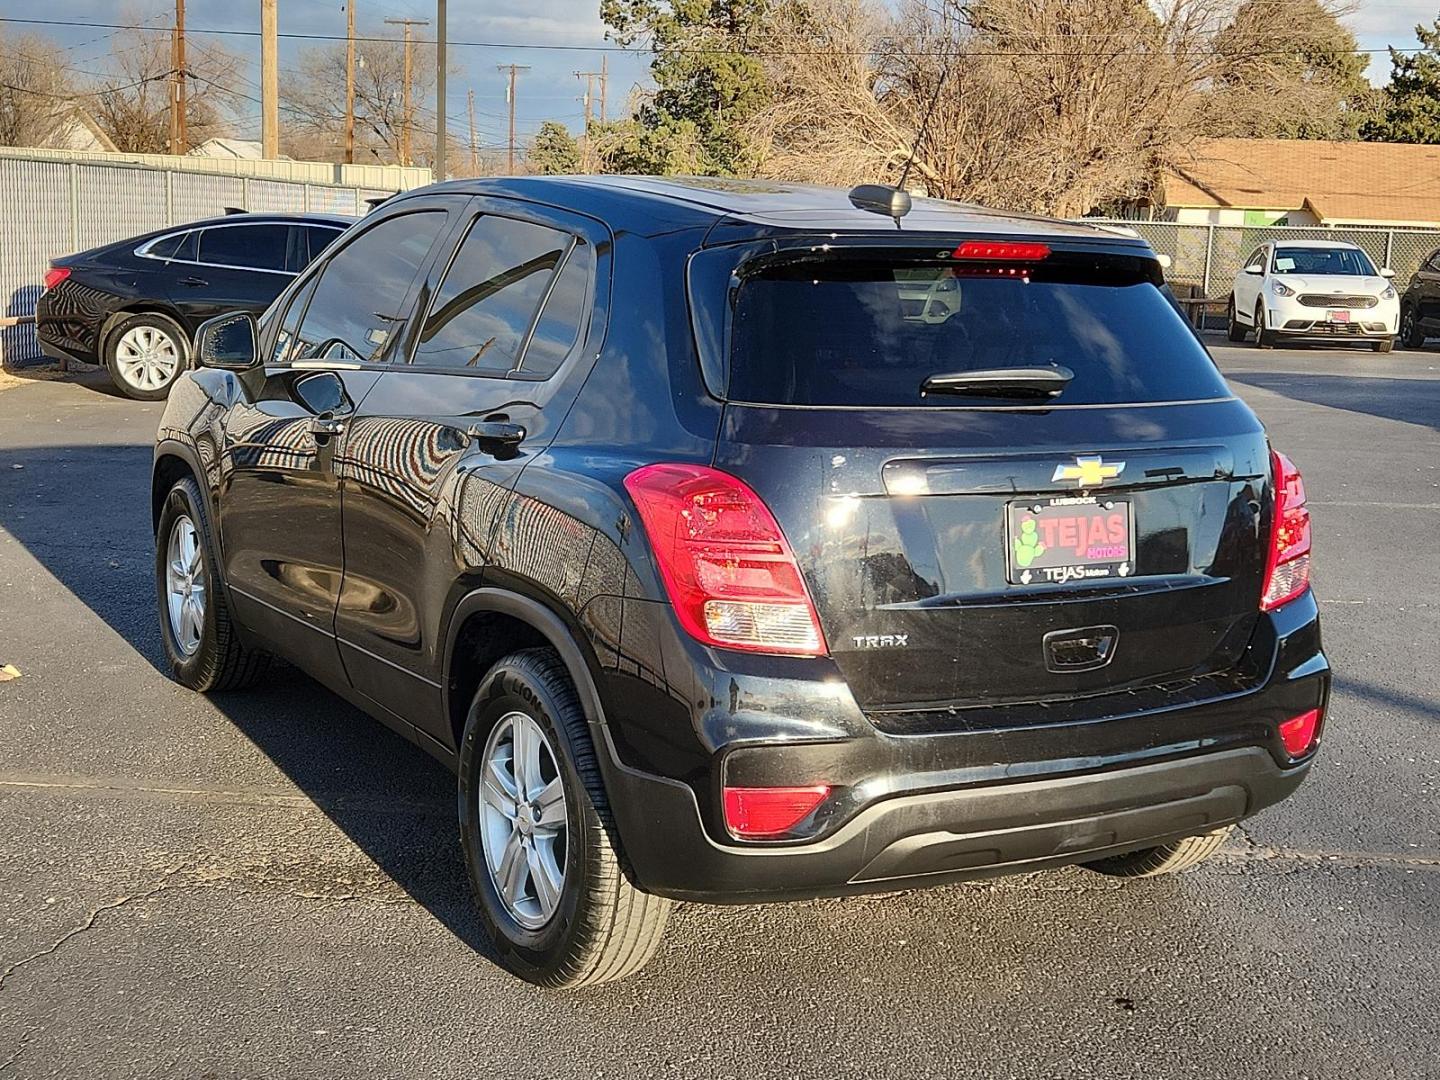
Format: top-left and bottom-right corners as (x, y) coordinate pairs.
(385, 17), (428, 167)
(467, 88), (478, 175)
(434, 0), (446, 180)
(497, 63), (528, 173)
(344, 0), (355, 165)
(169, 0), (187, 155)
(599, 53), (607, 123)
(574, 70), (600, 132)
(260, 0), (278, 159)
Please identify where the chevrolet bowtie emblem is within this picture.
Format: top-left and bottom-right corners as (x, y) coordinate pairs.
(1052, 455), (1125, 487)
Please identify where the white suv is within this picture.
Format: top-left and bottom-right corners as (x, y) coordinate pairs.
(1228, 239), (1399, 352)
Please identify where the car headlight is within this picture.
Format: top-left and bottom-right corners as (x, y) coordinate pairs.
(1381, 285), (1397, 300)
(1272, 281), (1296, 298)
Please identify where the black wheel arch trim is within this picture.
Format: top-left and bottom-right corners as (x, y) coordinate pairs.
(152, 437), (214, 535)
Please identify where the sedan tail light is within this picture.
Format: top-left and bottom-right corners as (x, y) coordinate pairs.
(1261, 451), (1311, 611)
(42, 266), (70, 291)
(623, 463), (826, 656)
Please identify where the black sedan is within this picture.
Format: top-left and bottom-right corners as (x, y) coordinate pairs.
(37, 212), (351, 399)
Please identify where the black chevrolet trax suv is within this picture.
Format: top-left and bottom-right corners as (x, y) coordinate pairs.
(152, 177), (1328, 987)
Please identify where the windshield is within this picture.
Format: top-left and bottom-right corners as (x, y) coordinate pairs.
(1272, 247), (1377, 276)
(727, 259), (1230, 407)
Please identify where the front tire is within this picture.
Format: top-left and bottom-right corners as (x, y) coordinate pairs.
(458, 648), (671, 988)
(1254, 300), (1275, 349)
(1399, 304), (1425, 350)
(106, 312), (188, 400)
(1226, 297), (1247, 342)
(155, 476), (270, 691)
(1081, 825), (1233, 878)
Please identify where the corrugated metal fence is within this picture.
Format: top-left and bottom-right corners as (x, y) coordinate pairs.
(1086, 219), (1440, 306)
(0, 156), (406, 366)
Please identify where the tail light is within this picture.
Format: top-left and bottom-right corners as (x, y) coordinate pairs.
(722, 785), (830, 839)
(42, 266), (70, 291)
(1278, 708), (1321, 758)
(623, 463), (826, 656)
(1261, 450), (1311, 611)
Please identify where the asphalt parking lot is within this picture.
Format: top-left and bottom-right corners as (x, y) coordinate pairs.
(1, 338), (1437, 1079)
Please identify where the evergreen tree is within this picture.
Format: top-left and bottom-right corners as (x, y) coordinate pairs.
(526, 121), (582, 174)
(1364, 18), (1440, 143)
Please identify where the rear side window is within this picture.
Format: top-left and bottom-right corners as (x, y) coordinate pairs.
(304, 226), (343, 266)
(520, 240), (593, 378)
(726, 257), (1231, 407)
(288, 210), (445, 364)
(145, 233), (185, 260)
(412, 215), (571, 373)
(199, 224), (290, 272)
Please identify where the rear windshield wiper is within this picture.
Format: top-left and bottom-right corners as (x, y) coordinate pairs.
(920, 365), (1074, 399)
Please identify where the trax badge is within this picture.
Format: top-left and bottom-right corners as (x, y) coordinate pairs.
(1052, 455), (1125, 488)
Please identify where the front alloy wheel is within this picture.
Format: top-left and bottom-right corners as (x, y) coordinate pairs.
(164, 514), (206, 657)
(479, 710), (569, 929)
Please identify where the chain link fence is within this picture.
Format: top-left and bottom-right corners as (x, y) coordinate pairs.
(0, 155), (408, 366)
(1086, 219), (1440, 327)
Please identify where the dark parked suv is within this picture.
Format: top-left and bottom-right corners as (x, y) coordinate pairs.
(37, 211), (349, 400)
(152, 177), (1328, 987)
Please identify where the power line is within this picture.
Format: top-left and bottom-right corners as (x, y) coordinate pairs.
(5, 15), (1428, 58)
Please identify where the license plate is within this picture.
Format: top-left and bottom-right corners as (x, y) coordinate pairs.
(1007, 497), (1134, 586)
(1328, 309), (1351, 323)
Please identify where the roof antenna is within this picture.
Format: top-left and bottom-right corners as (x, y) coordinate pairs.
(849, 58), (951, 228)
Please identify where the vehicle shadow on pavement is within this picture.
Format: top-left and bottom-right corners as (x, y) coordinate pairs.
(0, 440), (501, 960)
(1226, 372), (1440, 430)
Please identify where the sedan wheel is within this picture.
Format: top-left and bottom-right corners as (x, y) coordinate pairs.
(164, 514), (206, 657)
(115, 325), (181, 393)
(479, 710), (569, 929)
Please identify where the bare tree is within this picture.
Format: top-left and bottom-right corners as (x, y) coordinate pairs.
(283, 39), (438, 165)
(89, 28), (241, 152)
(0, 32), (77, 147)
(753, 0), (1370, 216)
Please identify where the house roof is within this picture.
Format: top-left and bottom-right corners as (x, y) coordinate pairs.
(188, 138), (266, 160)
(1165, 138), (1440, 225)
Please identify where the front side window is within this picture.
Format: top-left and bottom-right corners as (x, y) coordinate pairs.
(271, 275), (320, 364)
(199, 224), (291, 272)
(412, 215), (571, 372)
(1271, 246), (1377, 276)
(287, 211), (445, 365)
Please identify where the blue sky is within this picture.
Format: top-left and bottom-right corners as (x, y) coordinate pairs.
(2, 0), (1436, 153)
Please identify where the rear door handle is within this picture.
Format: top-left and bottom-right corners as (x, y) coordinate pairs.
(466, 420), (526, 454)
(309, 415), (346, 437)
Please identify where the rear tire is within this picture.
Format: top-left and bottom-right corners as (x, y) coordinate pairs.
(1399, 304), (1425, 350)
(1254, 300), (1275, 349)
(155, 476), (271, 691)
(458, 647), (672, 987)
(1081, 825), (1233, 878)
(1226, 297), (1247, 342)
(105, 312), (188, 400)
(1372, 337), (1394, 354)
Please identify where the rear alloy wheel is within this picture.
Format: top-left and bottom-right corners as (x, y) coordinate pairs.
(106, 313), (187, 400)
(1399, 305), (1424, 349)
(459, 648), (672, 987)
(1254, 300), (1275, 349)
(1226, 296), (1247, 342)
(1082, 825), (1233, 878)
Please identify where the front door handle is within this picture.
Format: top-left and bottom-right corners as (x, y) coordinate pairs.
(309, 415), (346, 437)
(179, 276), (208, 287)
(466, 420), (526, 455)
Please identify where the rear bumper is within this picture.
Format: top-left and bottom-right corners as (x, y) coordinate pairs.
(597, 591), (1327, 903)
(35, 290), (102, 365)
(603, 742), (1307, 902)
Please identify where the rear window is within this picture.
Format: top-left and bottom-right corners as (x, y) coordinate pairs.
(726, 258), (1230, 407)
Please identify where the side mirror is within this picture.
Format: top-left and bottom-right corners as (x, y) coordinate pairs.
(196, 311), (259, 371)
(1380, 267), (1396, 279)
(1243, 263), (1264, 276)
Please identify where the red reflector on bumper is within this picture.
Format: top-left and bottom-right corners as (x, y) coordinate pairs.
(1279, 708), (1321, 758)
(722, 785), (830, 839)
